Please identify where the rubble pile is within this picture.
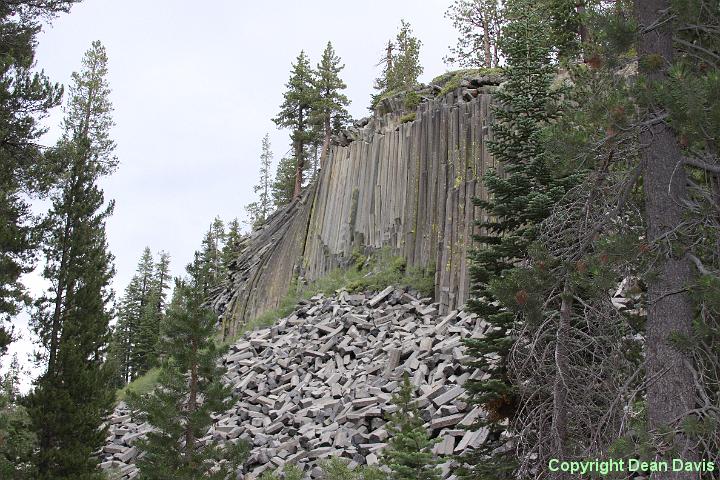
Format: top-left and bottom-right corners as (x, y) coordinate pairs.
(100, 287), (489, 479)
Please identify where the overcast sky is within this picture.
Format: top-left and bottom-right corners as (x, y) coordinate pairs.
(5, 0), (459, 387)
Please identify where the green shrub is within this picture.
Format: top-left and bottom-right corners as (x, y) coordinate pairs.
(320, 457), (387, 480)
(404, 91), (421, 110)
(259, 465), (303, 480)
(400, 112), (416, 123)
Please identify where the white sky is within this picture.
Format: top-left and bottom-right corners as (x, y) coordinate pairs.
(4, 0), (459, 389)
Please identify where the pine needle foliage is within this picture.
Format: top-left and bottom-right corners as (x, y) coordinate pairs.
(382, 374), (441, 480)
(462, 0), (582, 477)
(127, 254), (248, 479)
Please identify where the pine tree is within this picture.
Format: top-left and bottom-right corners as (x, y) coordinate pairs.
(273, 51), (318, 200)
(27, 40), (116, 480)
(245, 134), (274, 228)
(200, 218), (226, 295)
(0, 355), (36, 479)
(444, 0), (503, 68)
(381, 374), (441, 480)
(127, 255), (248, 479)
(634, 0), (710, 468)
(461, 1), (578, 477)
(374, 21), (423, 96)
(312, 41), (350, 169)
(134, 251), (171, 375)
(272, 155), (301, 207)
(0, 1), (80, 355)
(109, 248), (157, 384)
(474, 1), (720, 473)
(222, 219), (244, 269)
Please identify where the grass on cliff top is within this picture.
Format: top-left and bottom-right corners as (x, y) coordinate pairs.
(432, 67), (504, 96)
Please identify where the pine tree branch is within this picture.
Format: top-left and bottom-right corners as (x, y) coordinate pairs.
(683, 155), (720, 174)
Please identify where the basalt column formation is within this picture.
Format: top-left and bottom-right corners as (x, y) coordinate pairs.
(213, 76), (501, 338)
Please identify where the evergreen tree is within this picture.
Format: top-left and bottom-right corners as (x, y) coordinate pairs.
(200, 218), (226, 295)
(127, 255), (248, 479)
(312, 41), (350, 169)
(109, 248), (156, 384)
(633, 0), (717, 468)
(245, 134), (274, 228)
(27, 40), (116, 480)
(461, 1), (578, 477)
(473, 1), (720, 474)
(0, 355), (36, 479)
(0, 0), (80, 355)
(273, 51), (318, 200)
(374, 21), (423, 96)
(272, 155), (300, 207)
(134, 251), (171, 375)
(444, 0), (503, 68)
(381, 374), (441, 480)
(222, 219), (244, 269)
(540, 0), (587, 60)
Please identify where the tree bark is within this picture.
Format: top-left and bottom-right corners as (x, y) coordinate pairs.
(293, 109), (305, 200)
(293, 137), (304, 200)
(482, 14), (492, 68)
(576, 2), (589, 55)
(635, 1), (697, 476)
(319, 116), (331, 170)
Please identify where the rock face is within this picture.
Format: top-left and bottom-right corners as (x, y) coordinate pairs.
(213, 79), (500, 339)
(101, 288), (489, 479)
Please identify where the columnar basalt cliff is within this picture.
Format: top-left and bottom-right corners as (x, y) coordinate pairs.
(213, 75), (501, 339)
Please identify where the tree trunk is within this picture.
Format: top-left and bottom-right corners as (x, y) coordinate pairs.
(293, 137), (304, 200)
(319, 116), (331, 170)
(482, 14), (492, 68)
(635, 1), (697, 476)
(576, 2), (589, 55)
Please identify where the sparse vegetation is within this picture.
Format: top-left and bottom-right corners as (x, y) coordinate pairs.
(320, 457), (387, 480)
(116, 368), (160, 402)
(400, 112), (416, 123)
(432, 67), (503, 97)
(258, 465), (303, 480)
(403, 91), (421, 110)
(123, 248), (437, 400)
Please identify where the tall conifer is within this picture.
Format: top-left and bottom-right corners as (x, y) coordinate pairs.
(444, 0), (502, 68)
(461, 1), (578, 477)
(0, 1), (80, 354)
(28, 40), (116, 479)
(134, 251), (171, 375)
(222, 219), (244, 269)
(273, 51), (317, 200)
(128, 254), (248, 479)
(312, 42), (350, 169)
(374, 21), (423, 96)
(245, 134), (274, 228)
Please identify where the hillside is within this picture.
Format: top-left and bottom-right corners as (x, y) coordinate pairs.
(101, 287), (488, 479)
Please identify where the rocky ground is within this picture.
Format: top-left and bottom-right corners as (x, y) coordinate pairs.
(100, 286), (490, 479)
